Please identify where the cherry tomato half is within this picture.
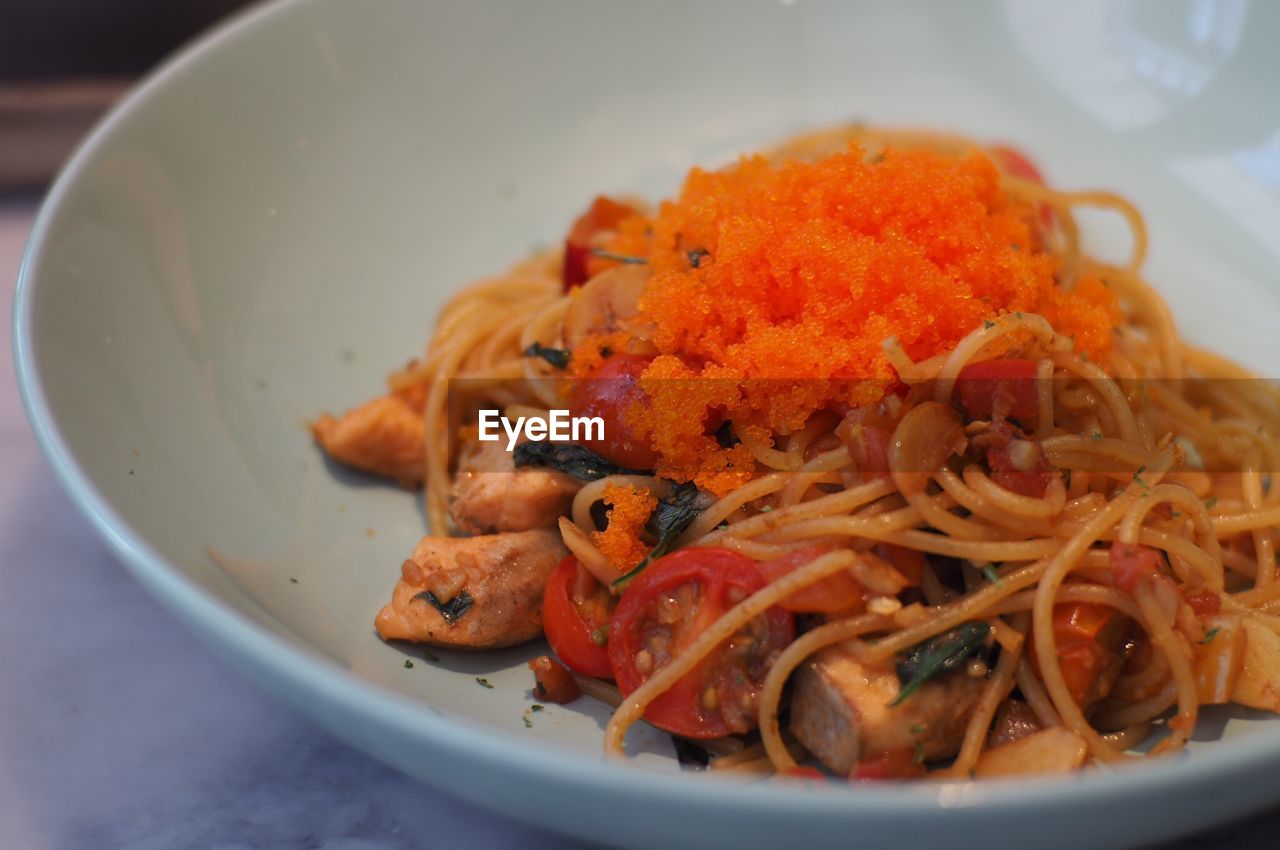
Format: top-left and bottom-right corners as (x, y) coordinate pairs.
(989, 144), (1046, 184)
(756, 544), (865, 614)
(569, 353), (659, 470)
(1035, 602), (1126, 708)
(1109, 542), (1164, 593)
(543, 557), (615, 678)
(989, 144), (1052, 228)
(562, 196), (638, 290)
(608, 548), (795, 739)
(955, 358), (1040, 427)
(1184, 589), (1221, 618)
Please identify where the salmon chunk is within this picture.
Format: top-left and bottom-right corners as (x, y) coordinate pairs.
(375, 529), (567, 648)
(790, 643), (984, 775)
(450, 440), (580, 534)
(312, 393), (425, 486)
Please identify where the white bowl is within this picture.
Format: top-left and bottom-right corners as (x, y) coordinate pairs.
(15, 1), (1280, 847)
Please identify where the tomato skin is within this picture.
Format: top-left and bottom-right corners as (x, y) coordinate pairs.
(528, 654), (582, 704)
(874, 543), (926, 586)
(989, 145), (1052, 227)
(1109, 542), (1163, 593)
(562, 196), (637, 290)
(849, 748), (926, 781)
(978, 420), (1053, 499)
(1184, 589), (1221, 618)
(756, 545), (866, 614)
(542, 557), (614, 678)
(989, 145), (1046, 184)
(1041, 602), (1126, 707)
(956, 359), (1040, 426)
(570, 353), (659, 470)
(608, 548), (795, 739)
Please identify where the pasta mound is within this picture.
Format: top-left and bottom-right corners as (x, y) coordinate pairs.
(595, 144), (1119, 494)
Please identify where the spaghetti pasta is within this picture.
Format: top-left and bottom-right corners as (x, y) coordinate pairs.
(314, 124), (1280, 782)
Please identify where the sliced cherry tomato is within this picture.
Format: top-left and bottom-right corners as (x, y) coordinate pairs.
(562, 196), (638, 290)
(874, 543), (927, 586)
(1035, 602), (1127, 708)
(1109, 542), (1163, 593)
(528, 654), (581, 704)
(989, 145), (1046, 184)
(989, 144), (1053, 228)
(955, 359), (1040, 426)
(543, 557), (615, 678)
(569, 352), (659, 469)
(608, 548), (794, 739)
(756, 545), (865, 613)
(979, 420), (1053, 498)
(1184, 589), (1221, 618)
(849, 748), (926, 781)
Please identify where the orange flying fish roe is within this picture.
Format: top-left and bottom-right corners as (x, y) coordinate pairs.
(589, 144), (1118, 493)
(592, 483), (659, 572)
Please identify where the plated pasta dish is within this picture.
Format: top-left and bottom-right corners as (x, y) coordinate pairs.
(313, 125), (1280, 781)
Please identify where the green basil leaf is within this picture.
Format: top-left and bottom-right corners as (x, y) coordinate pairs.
(892, 621), (991, 706)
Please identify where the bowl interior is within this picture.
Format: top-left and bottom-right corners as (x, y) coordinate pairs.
(17, 0), (1280, 841)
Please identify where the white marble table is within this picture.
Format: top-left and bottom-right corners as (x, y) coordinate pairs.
(2, 199), (1278, 849)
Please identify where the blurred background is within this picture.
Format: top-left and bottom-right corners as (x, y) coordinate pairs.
(0, 0), (251, 193)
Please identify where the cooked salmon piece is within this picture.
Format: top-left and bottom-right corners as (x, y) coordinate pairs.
(375, 529), (567, 648)
(450, 440), (580, 534)
(790, 643), (984, 775)
(312, 392), (425, 486)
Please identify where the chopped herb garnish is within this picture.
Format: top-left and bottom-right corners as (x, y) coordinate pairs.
(422, 647), (441, 663)
(403, 659), (414, 669)
(913, 737), (925, 765)
(981, 564), (1003, 586)
(513, 442), (650, 481)
(476, 677), (494, 689)
(522, 715), (533, 728)
(893, 621), (991, 706)
(1133, 465), (1149, 491)
(523, 341), (571, 369)
(687, 247), (710, 268)
(1200, 628), (1220, 645)
(612, 482), (713, 592)
(909, 724), (925, 735)
(1090, 431), (1103, 441)
(531, 704), (545, 712)
(1204, 496), (1219, 510)
(589, 248), (647, 265)
(414, 589), (474, 624)
(759, 504), (774, 513)
(983, 319), (996, 329)
(289, 577), (299, 584)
